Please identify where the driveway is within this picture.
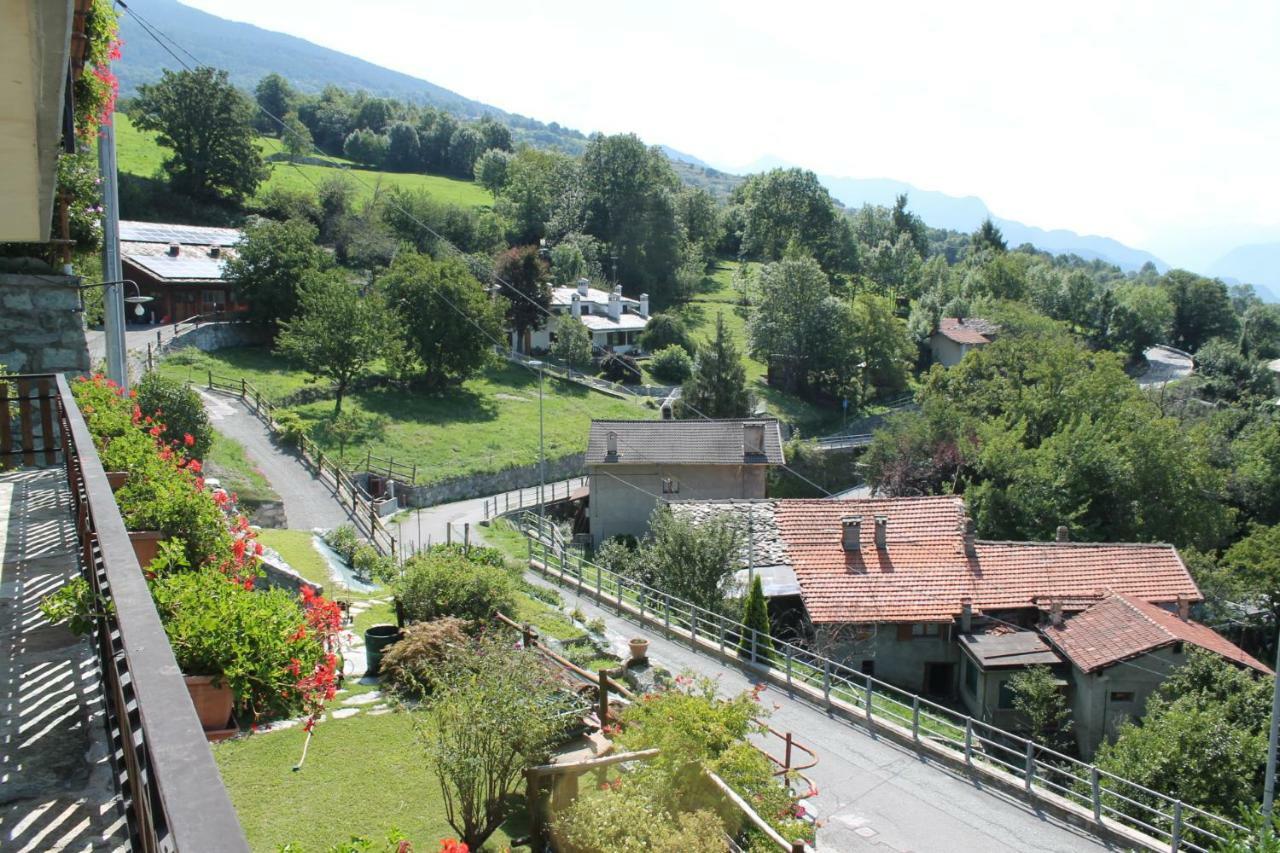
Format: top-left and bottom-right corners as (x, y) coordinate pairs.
(1138, 345), (1194, 388)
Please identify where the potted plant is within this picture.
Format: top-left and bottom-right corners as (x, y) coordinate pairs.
(629, 637), (649, 663)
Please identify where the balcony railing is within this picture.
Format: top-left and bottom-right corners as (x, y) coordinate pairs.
(4, 374), (248, 852)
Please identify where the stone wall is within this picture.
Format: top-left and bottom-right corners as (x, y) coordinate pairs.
(0, 275), (90, 373)
(394, 452), (587, 508)
(162, 322), (265, 355)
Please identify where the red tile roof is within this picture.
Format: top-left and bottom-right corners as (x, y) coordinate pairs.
(1044, 594), (1270, 675)
(936, 317), (997, 345)
(770, 498), (1202, 625)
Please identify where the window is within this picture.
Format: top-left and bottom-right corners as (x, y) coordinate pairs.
(912, 623), (942, 638)
(963, 657), (978, 695)
(997, 679), (1016, 710)
(662, 477), (680, 495)
(1110, 691), (1135, 703)
(581, 304), (591, 315)
(1171, 642), (1185, 655)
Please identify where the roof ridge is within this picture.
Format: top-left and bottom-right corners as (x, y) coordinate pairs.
(1109, 593), (1176, 640)
(976, 539), (1178, 550)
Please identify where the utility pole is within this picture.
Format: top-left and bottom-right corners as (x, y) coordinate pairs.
(530, 361), (546, 525)
(1263, 627), (1280, 818)
(98, 114), (127, 388)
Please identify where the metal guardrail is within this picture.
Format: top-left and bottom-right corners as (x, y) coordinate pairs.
(502, 348), (674, 400)
(813, 432), (873, 449)
(514, 512), (1247, 853)
(18, 374), (249, 851)
(482, 477), (589, 519)
(204, 372), (398, 558)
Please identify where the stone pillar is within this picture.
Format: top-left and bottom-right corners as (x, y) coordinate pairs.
(0, 274), (90, 374)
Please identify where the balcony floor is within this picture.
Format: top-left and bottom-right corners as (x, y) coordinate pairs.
(0, 468), (128, 852)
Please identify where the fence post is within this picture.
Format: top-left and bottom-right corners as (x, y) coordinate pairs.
(663, 597), (671, 637)
(240, 377), (246, 400)
(595, 562), (602, 599)
(750, 628), (758, 663)
(1171, 801), (1182, 852)
(822, 660), (831, 708)
(505, 492), (510, 512)
(146, 343), (152, 373)
(1024, 741), (1035, 794)
(207, 369), (213, 390)
(464, 523), (470, 553)
(912, 696), (920, 742)
(719, 620), (726, 655)
(616, 577), (623, 612)
(446, 524), (452, 546)
(598, 671), (610, 725)
(1090, 766), (1101, 823)
(964, 719), (973, 765)
(786, 647), (793, 689)
(865, 678), (873, 723)
(527, 536), (532, 562)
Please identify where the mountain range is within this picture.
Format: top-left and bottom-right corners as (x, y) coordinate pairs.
(115, 0), (1276, 300)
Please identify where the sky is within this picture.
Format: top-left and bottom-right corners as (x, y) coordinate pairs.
(180, 0), (1280, 269)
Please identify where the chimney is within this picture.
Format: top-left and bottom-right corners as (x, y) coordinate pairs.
(874, 515), (888, 549)
(961, 598), (973, 633)
(577, 277), (590, 296)
(1049, 599), (1063, 628)
(842, 516), (863, 551)
(1056, 525), (1069, 543)
(571, 293), (581, 318)
(605, 431), (619, 461)
(1177, 595), (1190, 621)
(963, 518), (976, 557)
(608, 286), (621, 321)
(639, 293), (649, 318)
(743, 422), (765, 456)
(209, 246), (221, 258)
(661, 403), (673, 420)
(167, 243), (180, 257)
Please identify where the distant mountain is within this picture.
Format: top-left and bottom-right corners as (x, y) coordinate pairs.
(1209, 243), (1280, 303)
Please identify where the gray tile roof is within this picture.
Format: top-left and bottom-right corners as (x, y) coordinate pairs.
(586, 419), (785, 466)
(670, 500), (790, 571)
(118, 220), (242, 246)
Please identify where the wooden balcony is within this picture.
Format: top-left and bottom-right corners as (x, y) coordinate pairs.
(1, 375), (247, 852)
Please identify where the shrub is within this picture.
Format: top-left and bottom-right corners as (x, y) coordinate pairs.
(353, 543), (397, 584)
(553, 787), (728, 853)
(380, 617), (471, 695)
(324, 524), (360, 564)
(639, 313), (696, 357)
(648, 345), (693, 384)
(273, 409), (309, 447)
(136, 371), (213, 459)
(149, 567), (326, 719)
(425, 542), (506, 568)
(600, 352), (639, 384)
(395, 552), (518, 623)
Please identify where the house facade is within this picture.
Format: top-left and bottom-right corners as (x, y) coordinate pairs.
(930, 317), (998, 367)
(522, 279), (650, 355)
(119, 221), (243, 322)
(586, 419), (784, 546)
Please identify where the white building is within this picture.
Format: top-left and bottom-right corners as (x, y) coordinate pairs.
(520, 278), (650, 355)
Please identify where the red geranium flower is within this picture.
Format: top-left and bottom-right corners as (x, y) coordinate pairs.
(183, 433), (195, 447)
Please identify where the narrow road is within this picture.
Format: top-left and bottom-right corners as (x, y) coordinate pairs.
(390, 479), (584, 553)
(518, 567), (1113, 852)
(198, 389), (352, 530)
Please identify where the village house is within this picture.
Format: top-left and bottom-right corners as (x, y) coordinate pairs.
(586, 419), (785, 547)
(669, 495), (1266, 757)
(521, 278), (650, 355)
(930, 316), (998, 367)
(119, 220), (243, 323)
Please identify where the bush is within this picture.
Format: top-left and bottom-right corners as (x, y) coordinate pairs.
(353, 543), (396, 585)
(425, 542), (506, 568)
(394, 552), (518, 623)
(136, 372), (213, 460)
(639, 313), (696, 357)
(600, 352), (640, 384)
(323, 524), (360, 563)
(380, 617), (471, 695)
(648, 345), (693, 384)
(553, 788), (728, 853)
(273, 409), (309, 447)
(149, 567), (326, 719)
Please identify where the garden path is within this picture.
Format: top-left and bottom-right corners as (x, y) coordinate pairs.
(514, 566), (1113, 853)
(196, 389), (352, 531)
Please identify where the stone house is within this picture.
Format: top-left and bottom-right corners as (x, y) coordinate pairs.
(930, 317), (998, 367)
(586, 419), (784, 547)
(119, 221), (243, 323)
(522, 279), (650, 355)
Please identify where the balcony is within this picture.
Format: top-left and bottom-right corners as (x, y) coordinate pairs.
(1, 374), (246, 851)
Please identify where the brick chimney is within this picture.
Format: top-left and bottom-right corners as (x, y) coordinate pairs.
(1056, 525), (1069, 543)
(743, 422), (765, 456)
(571, 292), (581, 318)
(874, 515), (888, 549)
(209, 246), (221, 258)
(639, 293), (650, 318)
(577, 277), (590, 296)
(961, 597), (973, 633)
(842, 516), (863, 551)
(605, 431), (619, 461)
(1050, 599), (1063, 628)
(963, 518), (976, 557)
(608, 285), (622, 321)
(167, 243), (180, 256)
(1177, 595), (1190, 620)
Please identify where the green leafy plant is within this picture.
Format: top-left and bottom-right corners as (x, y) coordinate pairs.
(136, 372), (213, 459)
(394, 552), (518, 624)
(39, 577), (112, 636)
(738, 575), (775, 662)
(353, 543), (396, 584)
(648, 345), (694, 384)
(380, 617), (471, 696)
(273, 409), (310, 447)
(323, 524), (360, 563)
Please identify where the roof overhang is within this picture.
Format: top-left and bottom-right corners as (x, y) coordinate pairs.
(0, 0), (74, 242)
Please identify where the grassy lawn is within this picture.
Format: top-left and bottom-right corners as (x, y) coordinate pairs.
(255, 529), (338, 589)
(116, 113), (493, 213)
(206, 429), (279, 506)
(212, 710), (522, 851)
(161, 348), (654, 484)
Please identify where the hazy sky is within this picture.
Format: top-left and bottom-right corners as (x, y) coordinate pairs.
(180, 0), (1279, 268)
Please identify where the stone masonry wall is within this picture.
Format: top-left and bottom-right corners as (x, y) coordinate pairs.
(394, 452), (586, 508)
(162, 322), (265, 355)
(0, 275), (90, 374)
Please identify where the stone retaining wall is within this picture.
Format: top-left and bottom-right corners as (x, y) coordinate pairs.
(391, 452), (586, 508)
(163, 322), (265, 354)
(0, 274), (90, 373)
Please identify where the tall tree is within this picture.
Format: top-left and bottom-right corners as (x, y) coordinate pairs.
(1158, 270), (1239, 352)
(549, 314), (592, 369)
(130, 67), (268, 201)
(682, 313), (751, 418)
(970, 218), (1007, 254)
(1007, 665), (1072, 750)
(473, 148), (511, 197)
(384, 121), (421, 171)
(254, 73), (296, 133)
(748, 256), (855, 396)
(646, 508), (742, 612)
(223, 217), (331, 332)
(496, 148), (578, 244)
(739, 575), (775, 662)
(891, 193), (929, 256)
(381, 250), (504, 387)
(494, 245), (551, 353)
(734, 168), (856, 274)
(276, 271), (392, 414)
(850, 291), (915, 399)
(280, 113), (312, 162)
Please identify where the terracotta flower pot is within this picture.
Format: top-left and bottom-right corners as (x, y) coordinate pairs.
(128, 530), (165, 568)
(184, 675), (234, 731)
(629, 638), (649, 663)
(105, 471), (129, 492)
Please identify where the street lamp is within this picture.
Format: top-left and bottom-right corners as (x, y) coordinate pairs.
(77, 279), (154, 388)
(528, 360), (546, 525)
(76, 278), (154, 317)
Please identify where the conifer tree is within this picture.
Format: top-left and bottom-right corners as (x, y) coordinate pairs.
(739, 574), (774, 662)
(681, 312), (750, 418)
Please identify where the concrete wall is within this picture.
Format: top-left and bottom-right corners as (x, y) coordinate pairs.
(589, 463), (768, 545)
(397, 452), (586, 508)
(163, 322), (264, 355)
(0, 275), (90, 374)
(930, 335), (970, 368)
(1070, 645), (1184, 759)
(820, 622), (959, 696)
(959, 655), (1031, 730)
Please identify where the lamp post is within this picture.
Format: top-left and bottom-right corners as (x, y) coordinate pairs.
(77, 279), (154, 389)
(528, 360), (546, 524)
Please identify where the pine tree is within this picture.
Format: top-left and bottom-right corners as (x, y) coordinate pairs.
(681, 312), (750, 418)
(739, 575), (774, 662)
